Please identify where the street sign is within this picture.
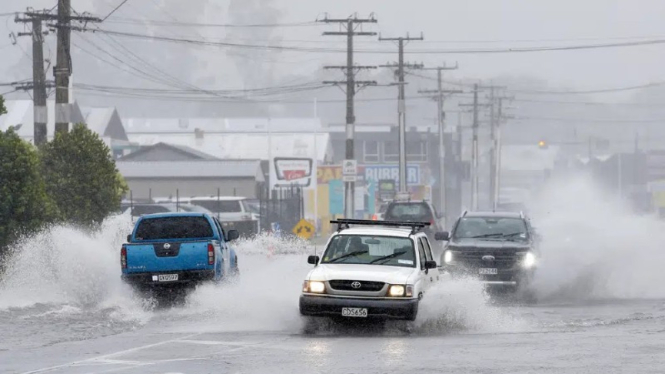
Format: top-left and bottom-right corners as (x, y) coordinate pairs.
(342, 175), (357, 182)
(343, 159), (357, 176)
(292, 219), (315, 240)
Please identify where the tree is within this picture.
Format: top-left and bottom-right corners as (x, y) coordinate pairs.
(0, 95), (6, 116)
(41, 124), (127, 227)
(0, 129), (56, 252)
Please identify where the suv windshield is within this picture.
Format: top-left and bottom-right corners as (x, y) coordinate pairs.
(321, 235), (416, 268)
(134, 216), (214, 240)
(453, 217), (528, 240)
(385, 202), (433, 222)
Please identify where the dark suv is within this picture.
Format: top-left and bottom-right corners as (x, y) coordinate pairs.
(384, 200), (445, 260)
(437, 211), (538, 289)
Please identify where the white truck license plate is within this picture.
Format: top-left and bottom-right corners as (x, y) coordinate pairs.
(157, 274), (178, 282)
(479, 268), (498, 275)
(342, 308), (368, 318)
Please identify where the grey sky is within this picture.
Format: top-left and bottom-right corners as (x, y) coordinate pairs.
(2, 0), (665, 149)
(2, 0), (665, 90)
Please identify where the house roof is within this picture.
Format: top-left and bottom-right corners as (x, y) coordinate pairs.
(123, 117), (325, 134)
(0, 100), (85, 140)
(116, 160), (264, 181)
(118, 142), (219, 161)
(0, 100), (127, 142)
(126, 132), (332, 162)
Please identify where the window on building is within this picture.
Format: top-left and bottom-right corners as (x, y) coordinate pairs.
(383, 141), (399, 162)
(407, 140), (427, 162)
(364, 140), (380, 163)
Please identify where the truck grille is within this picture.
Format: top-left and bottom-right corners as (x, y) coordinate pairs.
(328, 280), (385, 292)
(454, 250), (522, 269)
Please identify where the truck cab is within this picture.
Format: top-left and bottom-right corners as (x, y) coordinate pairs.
(121, 213), (240, 290)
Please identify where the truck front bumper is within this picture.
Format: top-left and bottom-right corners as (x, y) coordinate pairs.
(122, 269), (215, 288)
(299, 295), (419, 321)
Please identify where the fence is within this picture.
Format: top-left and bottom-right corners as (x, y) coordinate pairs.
(121, 186), (304, 238)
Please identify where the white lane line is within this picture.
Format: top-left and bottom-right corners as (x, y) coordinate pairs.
(19, 333), (203, 374)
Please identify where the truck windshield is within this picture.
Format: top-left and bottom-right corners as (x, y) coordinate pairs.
(321, 235), (416, 268)
(134, 216), (214, 240)
(454, 217), (528, 240)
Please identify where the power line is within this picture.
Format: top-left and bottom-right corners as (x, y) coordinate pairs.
(515, 115), (665, 123)
(103, 17), (321, 28)
(103, 0), (129, 21)
(59, 27), (665, 54)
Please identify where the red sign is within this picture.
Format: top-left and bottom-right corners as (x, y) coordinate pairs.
(283, 170), (307, 181)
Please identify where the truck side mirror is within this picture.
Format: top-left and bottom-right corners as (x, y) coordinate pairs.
(308, 255), (320, 265)
(126, 234), (132, 243)
(226, 230), (240, 242)
(425, 260), (438, 269)
(435, 231), (450, 241)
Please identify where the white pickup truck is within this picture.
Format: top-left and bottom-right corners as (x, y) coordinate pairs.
(300, 219), (444, 321)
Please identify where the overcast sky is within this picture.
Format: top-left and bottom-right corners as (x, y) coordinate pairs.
(2, 0), (664, 90)
(2, 0), (665, 149)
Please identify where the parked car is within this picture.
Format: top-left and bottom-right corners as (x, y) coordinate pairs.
(189, 196), (260, 237)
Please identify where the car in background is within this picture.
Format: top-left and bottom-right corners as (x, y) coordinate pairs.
(189, 196), (260, 237)
(121, 202), (216, 219)
(383, 198), (445, 262)
(374, 201), (390, 220)
(438, 211), (538, 291)
(121, 212), (240, 301)
(300, 219), (442, 322)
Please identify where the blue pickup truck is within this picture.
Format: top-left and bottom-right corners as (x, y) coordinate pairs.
(121, 212), (240, 292)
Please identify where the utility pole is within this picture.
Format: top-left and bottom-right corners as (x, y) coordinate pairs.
(15, 10), (50, 145)
(379, 33), (424, 193)
(49, 1), (101, 134)
(320, 14), (377, 218)
(493, 97), (513, 209)
(471, 84), (479, 210)
(418, 63), (462, 223)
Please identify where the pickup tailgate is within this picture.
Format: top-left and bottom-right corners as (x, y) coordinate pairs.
(125, 241), (211, 273)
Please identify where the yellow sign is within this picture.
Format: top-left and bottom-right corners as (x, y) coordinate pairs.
(293, 219), (315, 240)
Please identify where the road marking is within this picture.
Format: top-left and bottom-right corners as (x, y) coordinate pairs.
(19, 333), (203, 374)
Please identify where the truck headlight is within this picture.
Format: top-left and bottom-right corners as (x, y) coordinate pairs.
(523, 252), (536, 268)
(444, 250), (453, 264)
(304, 280), (325, 293)
(388, 285), (405, 297)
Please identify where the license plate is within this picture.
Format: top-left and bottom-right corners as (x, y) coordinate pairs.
(157, 274), (178, 282)
(341, 308), (368, 318)
(479, 268), (498, 275)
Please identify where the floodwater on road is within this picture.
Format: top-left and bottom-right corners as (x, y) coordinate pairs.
(1, 179), (665, 373)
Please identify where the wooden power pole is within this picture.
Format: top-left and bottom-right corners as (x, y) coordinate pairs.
(379, 34), (424, 193)
(320, 14), (378, 218)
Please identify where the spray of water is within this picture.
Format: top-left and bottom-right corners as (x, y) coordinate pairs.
(528, 175), (665, 300)
(0, 214), (149, 318)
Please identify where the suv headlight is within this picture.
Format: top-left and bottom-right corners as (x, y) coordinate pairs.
(303, 280), (326, 294)
(523, 252), (536, 268)
(444, 250), (453, 264)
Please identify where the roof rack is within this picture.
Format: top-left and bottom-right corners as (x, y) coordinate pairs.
(330, 219), (430, 235)
(462, 210), (468, 217)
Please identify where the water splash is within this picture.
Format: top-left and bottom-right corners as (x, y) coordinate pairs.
(528, 175), (665, 300)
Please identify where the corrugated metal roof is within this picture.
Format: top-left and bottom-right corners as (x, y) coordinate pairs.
(124, 117), (324, 134)
(117, 160), (264, 181)
(119, 142), (219, 161)
(83, 107), (115, 135)
(126, 133), (332, 162)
